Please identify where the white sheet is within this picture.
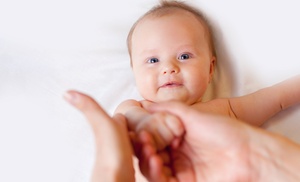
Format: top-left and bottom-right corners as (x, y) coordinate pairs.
(1, 0), (299, 181)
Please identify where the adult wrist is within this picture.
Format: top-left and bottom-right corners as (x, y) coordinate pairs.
(249, 128), (300, 182)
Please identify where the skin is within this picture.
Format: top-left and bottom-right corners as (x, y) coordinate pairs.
(66, 91), (300, 182)
(116, 10), (215, 150)
(143, 102), (300, 182)
(116, 8), (300, 152)
(64, 91), (135, 182)
(131, 11), (215, 104)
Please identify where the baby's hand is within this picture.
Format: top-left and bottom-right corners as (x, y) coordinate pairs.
(135, 112), (184, 151)
(134, 130), (176, 181)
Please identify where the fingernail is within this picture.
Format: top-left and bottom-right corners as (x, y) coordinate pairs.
(64, 91), (77, 104)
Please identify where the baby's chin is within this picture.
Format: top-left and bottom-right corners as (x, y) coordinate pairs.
(151, 96), (202, 105)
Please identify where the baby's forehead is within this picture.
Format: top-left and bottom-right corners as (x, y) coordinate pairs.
(127, 6), (215, 58)
(136, 9), (208, 36)
(133, 9), (209, 40)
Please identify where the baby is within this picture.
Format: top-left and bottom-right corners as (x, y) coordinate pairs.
(115, 1), (300, 150)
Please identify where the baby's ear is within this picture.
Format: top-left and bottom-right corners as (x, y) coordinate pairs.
(209, 56), (216, 82)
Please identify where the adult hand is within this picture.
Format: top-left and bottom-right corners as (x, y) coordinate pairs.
(142, 102), (300, 182)
(64, 90), (135, 182)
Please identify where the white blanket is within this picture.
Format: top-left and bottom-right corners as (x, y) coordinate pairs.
(1, 0), (299, 181)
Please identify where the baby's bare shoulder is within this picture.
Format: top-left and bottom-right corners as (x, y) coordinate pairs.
(192, 98), (231, 116)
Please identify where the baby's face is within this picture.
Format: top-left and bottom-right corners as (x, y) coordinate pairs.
(131, 11), (215, 104)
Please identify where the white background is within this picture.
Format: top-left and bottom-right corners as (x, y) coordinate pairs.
(0, 0), (300, 181)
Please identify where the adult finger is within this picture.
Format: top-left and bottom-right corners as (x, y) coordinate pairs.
(63, 90), (112, 135)
(112, 113), (128, 132)
(64, 90), (135, 182)
(112, 113), (134, 154)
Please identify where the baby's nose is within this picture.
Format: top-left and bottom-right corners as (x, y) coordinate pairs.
(162, 63), (179, 74)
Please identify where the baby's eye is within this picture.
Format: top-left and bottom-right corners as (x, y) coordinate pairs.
(178, 53), (190, 60)
(147, 57), (159, 63)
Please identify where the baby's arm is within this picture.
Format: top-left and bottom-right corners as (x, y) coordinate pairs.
(115, 100), (184, 150)
(115, 99), (151, 131)
(229, 75), (300, 126)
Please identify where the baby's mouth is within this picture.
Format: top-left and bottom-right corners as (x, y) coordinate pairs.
(160, 82), (183, 88)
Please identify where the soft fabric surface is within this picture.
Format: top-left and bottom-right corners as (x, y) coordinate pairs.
(1, 0), (299, 181)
